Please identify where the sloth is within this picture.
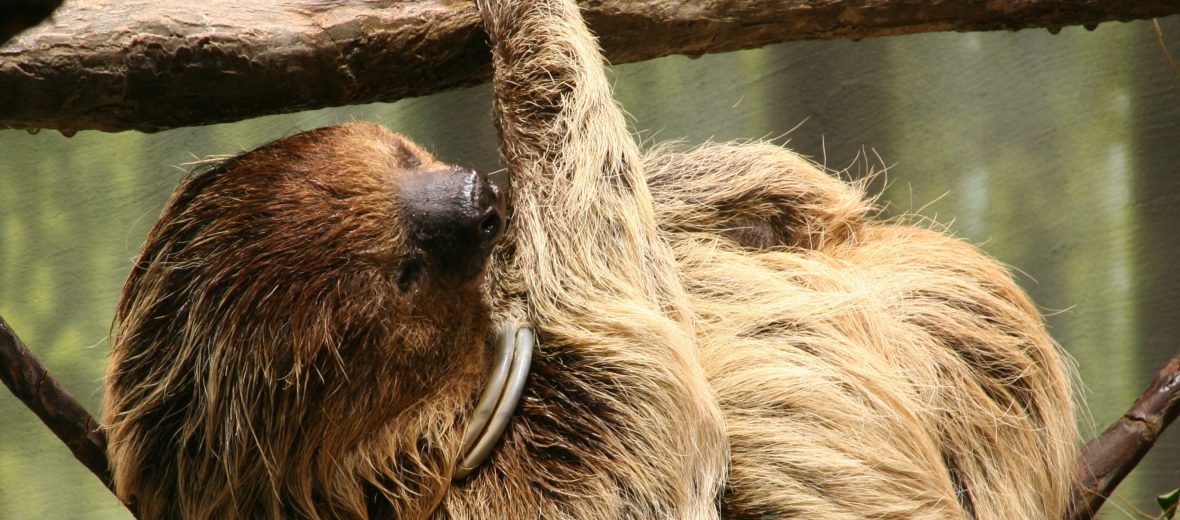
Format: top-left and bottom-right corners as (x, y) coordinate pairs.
(103, 0), (1077, 518)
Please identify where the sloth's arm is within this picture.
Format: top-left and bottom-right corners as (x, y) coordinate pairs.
(477, 3), (727, 513)
(478, 0), (688, 324)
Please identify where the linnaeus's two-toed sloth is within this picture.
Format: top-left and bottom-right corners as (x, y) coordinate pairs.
(103, 0), (1077, 518)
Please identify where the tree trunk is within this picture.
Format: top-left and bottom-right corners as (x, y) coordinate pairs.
(1, 0), (1177, 134)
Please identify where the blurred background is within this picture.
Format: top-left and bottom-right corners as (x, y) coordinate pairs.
(1, 15), (1177, 519)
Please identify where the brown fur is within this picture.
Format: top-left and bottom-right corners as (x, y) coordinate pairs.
(104, 0), (1077, 518)
(104, 124), (495, 518)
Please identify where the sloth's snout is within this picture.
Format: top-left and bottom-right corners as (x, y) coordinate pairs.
(401, 167), (505, 280)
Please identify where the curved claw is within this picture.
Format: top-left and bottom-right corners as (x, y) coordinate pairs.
(453, 321), (535, 480)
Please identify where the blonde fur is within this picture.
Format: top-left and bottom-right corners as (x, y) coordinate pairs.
(104, 0), (1076, 518)
(477, 0), (1076, 518)
(648, 144), (1076, 518)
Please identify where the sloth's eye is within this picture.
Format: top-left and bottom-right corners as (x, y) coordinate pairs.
(480, 212), (502, 240)
(397, 259), (424, 293)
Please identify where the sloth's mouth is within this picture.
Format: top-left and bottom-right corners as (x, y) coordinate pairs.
(452, 321), (534, 480)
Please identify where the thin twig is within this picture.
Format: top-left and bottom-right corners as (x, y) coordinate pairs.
(0, 316), (117, 498)
(1152, 19), (1180, 82)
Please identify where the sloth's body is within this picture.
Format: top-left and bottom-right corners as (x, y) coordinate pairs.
(103, 0), (1077, 518)
(650, 146), (1075, 519)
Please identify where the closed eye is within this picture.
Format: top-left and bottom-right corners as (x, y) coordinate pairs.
(397, 258), (425, 293)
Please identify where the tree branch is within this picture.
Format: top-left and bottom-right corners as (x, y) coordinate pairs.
(1, 0), (1177, 134)
(1067, 352), (1180, 520)
(0, 315), (113, 492)
(2, 309), (1178, 519)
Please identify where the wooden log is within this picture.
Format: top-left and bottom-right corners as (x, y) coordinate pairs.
(1, 0), (1178, 133)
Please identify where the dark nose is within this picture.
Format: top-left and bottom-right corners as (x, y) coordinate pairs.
(401, 167), (505, 279)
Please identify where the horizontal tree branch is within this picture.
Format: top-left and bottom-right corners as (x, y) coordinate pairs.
(1067, 352), (1180, 520)
(1, 0), (1178, 134)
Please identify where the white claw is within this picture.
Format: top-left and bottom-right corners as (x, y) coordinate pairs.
(454, 322), (535, 480)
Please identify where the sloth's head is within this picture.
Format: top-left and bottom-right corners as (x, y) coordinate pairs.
(105, 123), (505, 511)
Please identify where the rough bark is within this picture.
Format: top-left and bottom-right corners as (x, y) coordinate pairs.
(1067, 352), (1180, 520)
(1, 0), (1178, 134)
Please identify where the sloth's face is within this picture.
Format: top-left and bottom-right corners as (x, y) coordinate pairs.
(394, 148), (505, 293)
(114, 122), (503, 422)
(258, 121), (507, 295)
(156, 121), (505, 300)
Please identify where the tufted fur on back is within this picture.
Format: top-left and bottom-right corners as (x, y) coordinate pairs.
(648, 143), (1077, 518)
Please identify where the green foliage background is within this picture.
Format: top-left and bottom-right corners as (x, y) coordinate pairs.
(1, 17), (1178, 519)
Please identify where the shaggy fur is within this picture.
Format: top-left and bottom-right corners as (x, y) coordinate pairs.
(104, 125), (498, 518)
(478, 0), (1075, 517)
(647, 145), (1076, 518)
(104, 0), (1076, 518)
